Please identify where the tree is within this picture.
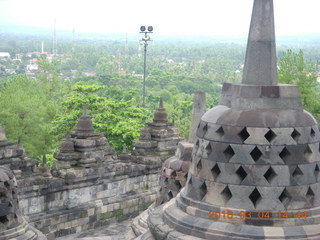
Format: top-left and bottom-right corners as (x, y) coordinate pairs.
(0, 75), (58, 158)
(278, 50), (320, 121)
(52, 81), (148, 153)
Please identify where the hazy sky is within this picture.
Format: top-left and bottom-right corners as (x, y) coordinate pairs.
(1, 0), (320, 37)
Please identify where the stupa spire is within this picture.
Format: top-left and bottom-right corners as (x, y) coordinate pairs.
(243, 0), (278, 85)
(159, 97), (164, 109)
(83, 104), (88, 116)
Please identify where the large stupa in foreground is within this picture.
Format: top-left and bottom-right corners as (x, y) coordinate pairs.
(141, 0), (320, 239)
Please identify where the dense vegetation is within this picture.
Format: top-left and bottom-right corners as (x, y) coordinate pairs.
(0, 34), (319, 163)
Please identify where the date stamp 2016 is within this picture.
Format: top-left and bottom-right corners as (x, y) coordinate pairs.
(208, 210), (308, 220)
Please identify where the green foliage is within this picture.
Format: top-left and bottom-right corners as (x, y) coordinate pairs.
(278, 50), (320, 122)
(52, 82), (148, 153)
(0, 75), (59, 158)
(45, 153), (56, 168)
(3, 35), (319, 162)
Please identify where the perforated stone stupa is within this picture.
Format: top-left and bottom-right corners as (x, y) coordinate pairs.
(0, 166), (46, 239)
(155, 142), (192, 207)
(144, 0), (320, 239)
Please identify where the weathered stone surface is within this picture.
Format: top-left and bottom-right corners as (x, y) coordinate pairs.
(54, 108), (116, 168)
(243, 0), (277, 85)
(60, 139), (75, 153)
(0, 166), (47, 239)
(145, 1), (320, 239)
(0, 127), (36, 176)
(132, 99), (183, 164)
(188, 91), (206, 144)
(153, 98), (168, 124)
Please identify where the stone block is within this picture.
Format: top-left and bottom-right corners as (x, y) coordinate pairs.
(74, 139), (96, 148)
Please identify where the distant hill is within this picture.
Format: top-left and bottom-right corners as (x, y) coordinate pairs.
(1, 24), (320, 47)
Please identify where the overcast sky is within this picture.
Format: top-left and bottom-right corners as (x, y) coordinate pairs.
(0, 0), (320, 37)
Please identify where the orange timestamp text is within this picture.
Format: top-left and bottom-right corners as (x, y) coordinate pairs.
(208, 210), (308, 220)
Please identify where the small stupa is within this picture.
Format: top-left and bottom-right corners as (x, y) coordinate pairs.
(0, 124), (36, 177)
(132, 98), (183, 165)
(54, 105), (115, 169)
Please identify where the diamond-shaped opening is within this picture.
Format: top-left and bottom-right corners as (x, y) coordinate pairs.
(4, 181), (10, 188)
(291, 129), (301, 142)
(0, 192), (5, 199)
(249, 188), (262, 208)
(164, 178), (169, 183)
(279, 188), (290, 206)
(197, 159), (202, 171)
(236, 166), (247, 182)
(304, 145), (313, 160)
(223, 145), (235, 161)
(238, 127), (250, 142)
(203, 123), (208, 135)
(216, 126), (224, 137)
(211, 163), (221, 180)
(221, 186), (232, 203)
(265, 129), (277, 143)
(168, 191), (174, 200)
(205, 142), (212, 156)
(171, 171), (177, 178)
(311, 128), (316, 138)
(0, 216), (9, 224)
(250, 146), (263, 162)
(200, 182), (208, 200)
(8, 202), (13, 207)
(174, 180), (182, 189)
(292, 166), (303, 178)
(264, 167), (277, 184)
(306, 187), (315, 203)
(279, 147), (291, 163)
(315, 164), (320, 178)
(194, 140), (200, 156)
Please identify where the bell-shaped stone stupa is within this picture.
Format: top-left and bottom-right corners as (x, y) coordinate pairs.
(145, 1), (320, 239)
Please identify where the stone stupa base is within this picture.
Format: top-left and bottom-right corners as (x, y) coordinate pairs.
(147, 197), (320, 240)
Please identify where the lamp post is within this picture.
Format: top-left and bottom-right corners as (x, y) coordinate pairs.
(139, 26), (153, 107)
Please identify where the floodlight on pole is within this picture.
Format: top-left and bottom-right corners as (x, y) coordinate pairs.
(139, 25), (153, 108)
(140, 26), (146, 32)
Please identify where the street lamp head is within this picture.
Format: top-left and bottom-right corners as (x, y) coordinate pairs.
(148, 26), (153, 32)
(140, 26), (146, 32)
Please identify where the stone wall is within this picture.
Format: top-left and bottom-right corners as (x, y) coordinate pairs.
(0, 104), (182, 239)
(17, 162), (159, 239)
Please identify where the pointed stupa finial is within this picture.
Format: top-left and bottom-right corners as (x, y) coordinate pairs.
(83, 105), (88, 116)
(153, 98), (168, 124)
(42, 155), (47, 165)
(18, 136), (22, 146)
(159, 97), (164, 109)
(0, 124), (7, 141)
(75, 105), (95, 137)
(243, 0), (278, 85)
